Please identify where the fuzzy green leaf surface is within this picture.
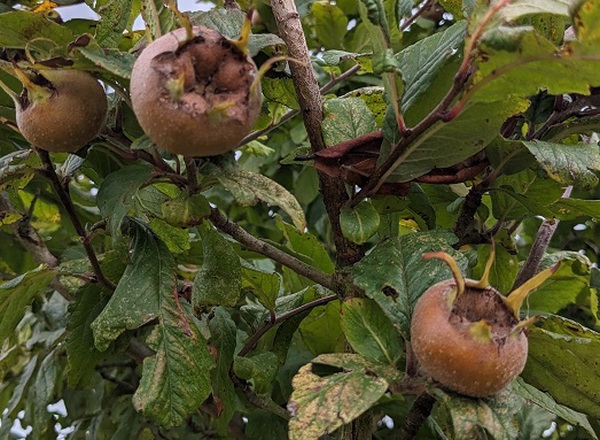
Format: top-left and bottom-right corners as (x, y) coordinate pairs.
(522, 316), (600, 419)
(218, 170), (306, 231)
(288, 353), (395, 440)
(91, 220), (176, 351)
(193, 224), (242, 308)
(352, 230), (467, 337)
(340, 200), (380, 244)
(340, 297), (403, 365)
(0, 267), (56, 345)
(522, 140), (600, 190)
(322, 97), (377, 146)
(97, 164), (153, 238)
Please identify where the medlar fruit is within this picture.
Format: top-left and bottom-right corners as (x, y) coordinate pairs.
(4, 68), (108, 152)
(130, 25), (263, 156)
(410, 250), (557, 397)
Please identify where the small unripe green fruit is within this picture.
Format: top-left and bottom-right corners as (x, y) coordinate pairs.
(16, 70), (108, 153)
(410, 279), (528, 397)
(130, 26), (263, 157)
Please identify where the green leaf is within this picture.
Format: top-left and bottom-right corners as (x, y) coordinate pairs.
(0, 267), (56, 345)
(262, 77), (299, 110)
(246, 409), (289, 440)
(340, 298), (403, 365)
(525, 255), (592, 315)
(28, 350), (59, 437)
(495, 0), (572, 23)
(340, 201), (380, 244)
(288, 353), (395, 440)
(91, 220), (176, 351)
(6, 355), (38, 416)
(97, 164), (153, 238)
(521, 315), (600, 419)
(241, 263), (282, 312)
(352, 230), (467, 338)
(218, 170), (306, 231)
(66, 284), (110, 388)
(77, 46), (136, 79)
(340, 86), (387, 125)
(299, 300), (345, 355)
(132, 297), (214, 427)
(552, 198), (600, 220)
(387, 99), (527, 182)
(189, 8), (284, 56)
(471, 241), (519, 295)
(322, 97), (377, 146)
(94, 0), (132, 47)
(490, 170), (563, 220)
(275, 216), (335, 274)
(312, 1), (348, 49)
(397, 21), (467, 111)
(193, 224), (242, 308)
(575, 0), (600, 50)
(234, 352), (279, 394)
(522, 140), (600, 190)
(471, 28), (600, 105)
(439, 0), (463, 17)
(189, 8), (244, 38)
(160, 192), (211, 228)
(435, 387), (524, 440)
(148, 218), (190, 254)
(513, 378), (597, 438)
(0, 11), (75, 51)
(209, 308), (238, 435)
(139, 0), (175, 40)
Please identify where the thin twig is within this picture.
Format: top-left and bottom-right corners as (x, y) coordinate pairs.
(36, 148), (116, 291)
(0, 192), (58, 268)
(512, 185), (573, 289)
(185, 157), (199, 195)
(238, 293), (337, 356)
(230, 374), (291, 420)
(270, 0), (363, 266)
(353, 0), (512, 203)
(400, 0), (435, 32)
(400, 392), (436, 440)
(209, 209), (336, 290)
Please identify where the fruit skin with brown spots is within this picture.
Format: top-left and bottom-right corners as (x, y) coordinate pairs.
(16, 70), (108, 153)
(130, 26), (263, 157)
(410, 278), (528, 397)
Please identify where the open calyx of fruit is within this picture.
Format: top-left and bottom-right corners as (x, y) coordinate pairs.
(410, 248), (558, 397)
(130, 15), (263, 157)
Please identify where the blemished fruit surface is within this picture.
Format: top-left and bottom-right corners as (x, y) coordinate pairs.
(16, 69), (108, 153)
(130, 26), (263, 157)
(411, 278), (528, 397)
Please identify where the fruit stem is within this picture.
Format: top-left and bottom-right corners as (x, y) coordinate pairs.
(422, 252), (465, 300)
(466, 241), (495, 289)
(36, 148), (116, 292)
(505, 263), (560, 317)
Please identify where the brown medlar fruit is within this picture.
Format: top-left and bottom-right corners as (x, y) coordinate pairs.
(130, 25), (263, 157)
(4, 69), (108, 153)
(410, 250), (557, 397)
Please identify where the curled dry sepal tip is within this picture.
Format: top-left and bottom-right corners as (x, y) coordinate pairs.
(410, 248), (558, 397)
